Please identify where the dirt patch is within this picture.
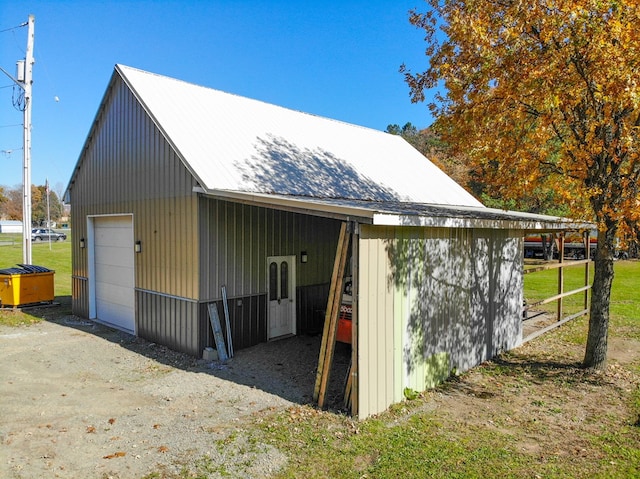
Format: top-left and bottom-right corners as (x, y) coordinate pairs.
(522, 309), (558, 339)
(0, 315), (350, 479)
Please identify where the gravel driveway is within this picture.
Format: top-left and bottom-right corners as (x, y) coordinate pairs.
(0, 315), (350, 478)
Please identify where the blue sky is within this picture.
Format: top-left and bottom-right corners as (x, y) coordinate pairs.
(0, 1), (434, 195)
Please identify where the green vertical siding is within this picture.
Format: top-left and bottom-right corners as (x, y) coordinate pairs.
(358, 224), (524, 418)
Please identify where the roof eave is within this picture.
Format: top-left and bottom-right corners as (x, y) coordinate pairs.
(373, 213), (593, 231)
(193, 187), (376, 223)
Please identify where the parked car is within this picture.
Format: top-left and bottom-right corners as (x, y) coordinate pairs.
(31, 228), (67, 242)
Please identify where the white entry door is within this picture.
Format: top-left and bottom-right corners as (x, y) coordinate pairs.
(91, 216), (135, 333)
(267, 255), (296, 340)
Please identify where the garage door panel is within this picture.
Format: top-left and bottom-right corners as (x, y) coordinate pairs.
(93, 216), (135, 333)
(95, 300), (135, 329)
(95, 249), (135, 271)
(96, 264), (134, 288)
(96, 281), (135, 309)
(95, 229), (132, 248)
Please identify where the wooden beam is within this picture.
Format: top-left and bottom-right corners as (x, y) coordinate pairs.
(343, 360), (353, 410)
(349, 223), (359, 418)
(523, 308), (589, 343)
(523, 258), (590, 274)
(313, 222), (350, 407)
(524, 285), (592, 309)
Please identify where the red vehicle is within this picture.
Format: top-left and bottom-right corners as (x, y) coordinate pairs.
(524, 232), (597, 259)
(336, 277), (352, 344)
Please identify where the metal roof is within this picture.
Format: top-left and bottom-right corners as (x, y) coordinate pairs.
(197, 189), (594, 231)
(116, 64), (483, 208)
(67, 65), (592, 231)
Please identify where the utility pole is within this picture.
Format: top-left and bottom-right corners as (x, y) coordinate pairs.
(14, 15), (36, 264)
(0, 15), (33, 264)
(22, 14), (35, 264)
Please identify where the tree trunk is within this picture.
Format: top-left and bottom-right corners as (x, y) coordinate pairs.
(541, 234), (555, 261)
(583, 231), (616, 370)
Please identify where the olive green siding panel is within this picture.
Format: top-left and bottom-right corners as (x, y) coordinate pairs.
(197, 197), (344, 349)
(357, 224), (524, 418)
(357, 225), (396, 418)
(198, 197), (342, 301)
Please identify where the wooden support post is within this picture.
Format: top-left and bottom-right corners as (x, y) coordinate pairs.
(583, 230), (590, 311)
(314, 222), (350, 408)
(557, 232), (565, 322)
(343, 360), (353, 409)
(349, 223), (359, 417)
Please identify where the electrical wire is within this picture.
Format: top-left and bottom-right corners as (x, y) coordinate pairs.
(11, 85), (26, 112)
(0, 22), (28, 34)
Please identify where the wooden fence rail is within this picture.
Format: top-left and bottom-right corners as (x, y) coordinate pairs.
(522, 230), (592, 343)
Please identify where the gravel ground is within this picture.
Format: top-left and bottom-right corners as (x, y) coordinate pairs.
(0, 315), (351, 478)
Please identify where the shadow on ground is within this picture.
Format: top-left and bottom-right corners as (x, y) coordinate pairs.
(23, 297), (352, 413)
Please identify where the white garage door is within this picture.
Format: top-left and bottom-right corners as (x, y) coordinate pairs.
(93, 216), (135, 333)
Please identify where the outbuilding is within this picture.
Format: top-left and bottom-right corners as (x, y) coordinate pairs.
(65, 65), (590, 418)
(0, 220), (23, 234)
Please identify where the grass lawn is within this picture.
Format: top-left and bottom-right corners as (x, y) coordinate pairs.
(0, 232), (72, 296)
(0, 232), (72, 325)
(256, 261), (640, 479)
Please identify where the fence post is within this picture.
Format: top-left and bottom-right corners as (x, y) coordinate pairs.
(557, 232), (565, 321)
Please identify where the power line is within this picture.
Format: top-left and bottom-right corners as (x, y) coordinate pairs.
(0, 22), (28, 34)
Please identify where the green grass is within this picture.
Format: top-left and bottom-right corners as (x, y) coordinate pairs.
(525, 260), (640, 342)
(0, 232), (72, 297)
(0, 232), (72, 324)
(256, 260), (640, 479)
(524, 259), (593, 315)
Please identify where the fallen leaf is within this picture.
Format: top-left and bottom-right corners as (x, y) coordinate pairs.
(103, 451), (126, 459)
(86, 426), (96, 434)
(153, 424), (161, 429)
(158, 445), (169, 453)
(108, 418), (116, 425)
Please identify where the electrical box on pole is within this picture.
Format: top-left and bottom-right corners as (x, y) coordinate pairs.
(16, 60), (25, 82)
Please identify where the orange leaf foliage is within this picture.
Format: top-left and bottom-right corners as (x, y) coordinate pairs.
(403, 0), (640, 236)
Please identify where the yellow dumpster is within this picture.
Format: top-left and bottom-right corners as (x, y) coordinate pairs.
(0, 265), (55, 307)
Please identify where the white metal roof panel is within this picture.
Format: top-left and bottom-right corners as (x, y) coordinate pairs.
(197, 189), (594, 231)
(116, 65), (483, 207)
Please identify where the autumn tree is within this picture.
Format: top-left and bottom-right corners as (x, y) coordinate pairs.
(0, 186), (6, 213)
(1, 188), (23, 221)
(32, 184), (64, 226)
(402, 0), (640, 370)
(387, 124), (474, 188)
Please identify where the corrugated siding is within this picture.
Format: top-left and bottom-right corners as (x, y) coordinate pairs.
(358, 225), (396, 417)
(71, 276), (89, 318)
(357, 224), (524, 418)
(137, 290), (199, 356)
(198, 198), (342, 300)
(68, 75), (199, 346)
(198, 295), (267, 353)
